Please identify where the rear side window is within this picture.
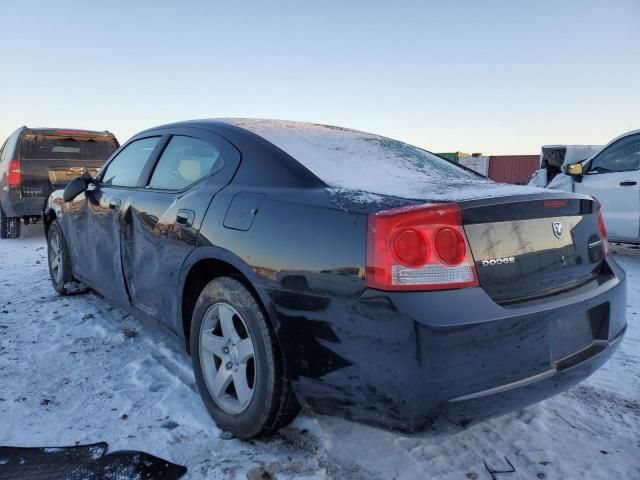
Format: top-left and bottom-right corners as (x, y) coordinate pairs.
(20, 135), (118, 161)
(101, 137), (160, 187)
(148, 136), (223, 190)
(590, 134), (640, 173)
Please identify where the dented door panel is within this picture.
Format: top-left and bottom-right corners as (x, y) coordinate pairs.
(121, 128), (241, 333)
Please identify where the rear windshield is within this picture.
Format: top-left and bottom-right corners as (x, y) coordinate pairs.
(222, 118), (482, 199)
(20, 135), (118, 161)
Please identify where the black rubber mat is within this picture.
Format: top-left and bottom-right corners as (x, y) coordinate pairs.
(0, 443), (187, 480)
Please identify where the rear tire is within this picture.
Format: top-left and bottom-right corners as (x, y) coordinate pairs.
(0, 204), (21, 239)
(190, 277), (300, 439)
(47, 221), (73, 295)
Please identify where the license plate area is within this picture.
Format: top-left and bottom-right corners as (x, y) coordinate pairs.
(550, 302), (610, 361)
(47, 167), (100, 187)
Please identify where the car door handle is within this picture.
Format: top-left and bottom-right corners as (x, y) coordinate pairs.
(109, 198), (121, 211)
(176, 209), (195, 227)
(620, 181), (637, 186)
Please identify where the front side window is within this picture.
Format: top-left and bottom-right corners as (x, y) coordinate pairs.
(589, 134), (640, 173)
(101, 137), (160, 187)
(148, 136), (223, 190)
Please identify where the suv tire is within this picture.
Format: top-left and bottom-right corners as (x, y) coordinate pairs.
(0, 204), (21, 239)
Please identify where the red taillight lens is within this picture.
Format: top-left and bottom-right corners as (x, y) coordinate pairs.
(544, 199), (569, 208)
(596, 202), (609, 256)
(367, 203), (479, 291)
(55, 129), (90, 136)
(8, 159), (21, 187)
(391, 229), (428, 267)
(433, 227), (466, 266)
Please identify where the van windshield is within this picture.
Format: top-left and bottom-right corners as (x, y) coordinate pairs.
(21, 135), (118, 161)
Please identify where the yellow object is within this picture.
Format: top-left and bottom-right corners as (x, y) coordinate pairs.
(566, 163), (583, 176)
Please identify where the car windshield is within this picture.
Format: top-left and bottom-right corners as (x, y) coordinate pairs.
(21, 135), (118, 161)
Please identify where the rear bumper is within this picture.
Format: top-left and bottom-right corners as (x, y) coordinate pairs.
(436, 326), (624, 429)
(449, 327), (624, 403)
(279, 257), (627, 432)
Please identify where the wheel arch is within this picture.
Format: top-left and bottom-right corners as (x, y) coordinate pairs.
(178, 247), (278, 355)
(0, 194), (18, 218)
(43, 207), (57, 235)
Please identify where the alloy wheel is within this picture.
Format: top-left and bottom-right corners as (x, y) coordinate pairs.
(48, 229), (63, 284)
(199, 302), (256, 414)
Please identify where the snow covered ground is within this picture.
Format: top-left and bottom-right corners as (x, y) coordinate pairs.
(1, 225), (638, 479)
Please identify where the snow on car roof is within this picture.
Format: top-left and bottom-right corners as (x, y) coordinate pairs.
(219, 118), (543, 201)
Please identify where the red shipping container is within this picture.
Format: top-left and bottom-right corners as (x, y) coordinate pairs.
(488, 155), (539, 185)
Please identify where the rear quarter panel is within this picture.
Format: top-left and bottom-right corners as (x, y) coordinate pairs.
(194, 185), (374, 375)
(192, 185), (437, 428)
(197, 185), (368, 303)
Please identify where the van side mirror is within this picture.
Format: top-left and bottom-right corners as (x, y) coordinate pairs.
(566, 163), (583, 176)
(63, 172), (93, 202)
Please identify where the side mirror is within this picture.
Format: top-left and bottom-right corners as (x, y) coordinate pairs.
(63, 171), (93, 202)
(566, 163), (583, 176)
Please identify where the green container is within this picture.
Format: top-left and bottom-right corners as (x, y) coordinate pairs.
(436, 152), (470, 163)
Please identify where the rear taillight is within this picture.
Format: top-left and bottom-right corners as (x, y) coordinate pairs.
(8, 159), (21, 187)
(366, 203), (479, 291)
(596, 202), (609, 256)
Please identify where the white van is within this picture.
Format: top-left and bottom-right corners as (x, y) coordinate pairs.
(548, 130), (640, 243)
(528, 145), (602, 187)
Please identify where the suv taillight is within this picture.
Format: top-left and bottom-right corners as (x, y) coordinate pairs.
(596, 202), (609, 256)
(8, 159), (21, 187)
(366, 203), (479, 291)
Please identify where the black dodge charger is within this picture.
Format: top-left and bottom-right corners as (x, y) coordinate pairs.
(44, 119), (626, 439)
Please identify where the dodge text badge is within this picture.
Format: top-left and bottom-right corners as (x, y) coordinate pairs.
(481, 256), (515, 267)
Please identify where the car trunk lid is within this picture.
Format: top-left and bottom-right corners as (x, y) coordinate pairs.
(461, 196), (606, 304)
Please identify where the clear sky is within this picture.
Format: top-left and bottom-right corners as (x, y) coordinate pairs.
(0, 0), (638, 154)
